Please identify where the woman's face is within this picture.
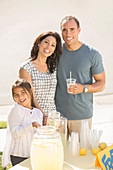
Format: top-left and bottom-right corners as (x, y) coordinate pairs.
(13, 87), (32, 109)
(38, 36), (56, 58)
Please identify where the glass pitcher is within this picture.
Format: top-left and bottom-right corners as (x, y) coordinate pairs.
(30, 126), (64, 170)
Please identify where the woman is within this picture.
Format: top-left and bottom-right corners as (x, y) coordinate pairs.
(19, 31), (62, 118)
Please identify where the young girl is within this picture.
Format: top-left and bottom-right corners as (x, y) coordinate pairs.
(2, 79), (43, 168)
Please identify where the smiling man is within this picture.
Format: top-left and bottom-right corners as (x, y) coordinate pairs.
(55, 16), (106, 139)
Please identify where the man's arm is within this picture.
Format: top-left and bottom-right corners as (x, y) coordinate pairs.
(86, 72), (105, 93)
(70, 72), (106, 94)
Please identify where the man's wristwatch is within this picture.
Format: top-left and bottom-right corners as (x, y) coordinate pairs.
(84, 85), (88, 93)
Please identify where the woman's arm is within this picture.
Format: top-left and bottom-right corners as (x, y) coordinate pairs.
(19, 68), (45, 116)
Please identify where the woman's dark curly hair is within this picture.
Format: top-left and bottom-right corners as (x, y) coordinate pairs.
(30, 31), (62, 74)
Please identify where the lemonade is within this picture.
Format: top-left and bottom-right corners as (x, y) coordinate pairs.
(60, 133), (66, 149)
(30, 126), (64, 170)
(31, 142), (64, 170)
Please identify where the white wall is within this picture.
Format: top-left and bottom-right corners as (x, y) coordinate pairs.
(0, 0), (113, 105)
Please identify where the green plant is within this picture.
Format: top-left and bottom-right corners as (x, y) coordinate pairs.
(0, 152), (3, 170)
(0, 122), (7, 129)
(0, 123), (12, 169)
(0, 152), (12, 170)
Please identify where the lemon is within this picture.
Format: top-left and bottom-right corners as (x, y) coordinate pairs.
(92, 147), (101, 155)
(79, 148), (87, 156)
(99, 142), (107, 150)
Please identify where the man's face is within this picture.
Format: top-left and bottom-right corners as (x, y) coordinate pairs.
(61, 19), (81, 49)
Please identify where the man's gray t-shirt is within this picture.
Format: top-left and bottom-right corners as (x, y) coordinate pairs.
(55, 43), (104, 120)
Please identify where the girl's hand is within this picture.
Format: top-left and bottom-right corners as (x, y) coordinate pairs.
(32, 122), (41, 128)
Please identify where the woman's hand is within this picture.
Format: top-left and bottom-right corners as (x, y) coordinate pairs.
(32, 122), (41, 128)
(43, 116), (48, 126)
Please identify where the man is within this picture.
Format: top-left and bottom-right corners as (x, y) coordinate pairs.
(55, 16), (105, 138)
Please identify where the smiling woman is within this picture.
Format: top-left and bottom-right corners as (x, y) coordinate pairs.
(19, 31), (62, 119)
(32, 36), (57, 73)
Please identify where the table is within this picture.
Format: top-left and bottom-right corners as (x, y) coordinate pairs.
(9, 159), (75, 170)
(9, 142), (101, 170)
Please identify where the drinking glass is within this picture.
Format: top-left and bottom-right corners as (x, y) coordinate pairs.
(69, 132), (79, 156)
(59, 116), (67, 149)
(66, 78), (76, 94)
(80, 120), (90, 149)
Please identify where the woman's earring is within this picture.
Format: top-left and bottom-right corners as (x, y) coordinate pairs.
(51, 53), (56, 58)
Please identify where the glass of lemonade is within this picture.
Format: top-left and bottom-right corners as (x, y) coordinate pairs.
(47, 112), (67, 150)
(66, 78), (76, 94)
(59, 117), (67, 149)
(30, 126), (64, 170)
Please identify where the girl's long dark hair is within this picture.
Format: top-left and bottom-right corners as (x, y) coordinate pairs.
(30, 31), (62, 73)
(12, 79), (35, 107)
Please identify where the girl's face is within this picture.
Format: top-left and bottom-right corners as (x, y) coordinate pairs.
(38, 36), (56, 58)
(13, 87), (32, 109)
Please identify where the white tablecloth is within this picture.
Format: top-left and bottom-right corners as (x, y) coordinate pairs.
(9, 142), (101, 170)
